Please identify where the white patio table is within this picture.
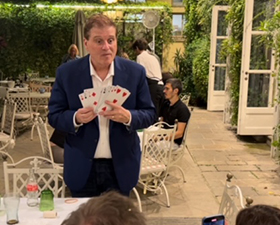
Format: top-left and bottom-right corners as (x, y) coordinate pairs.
(30, 77), (55, 85)
(0, 197), (89, 225)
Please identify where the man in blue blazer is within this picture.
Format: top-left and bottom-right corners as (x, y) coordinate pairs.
(48, 14), (156, 197)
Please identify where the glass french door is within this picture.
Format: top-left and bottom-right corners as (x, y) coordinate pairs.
(207, 6), (230, 111)
(237, 0), (276, 135)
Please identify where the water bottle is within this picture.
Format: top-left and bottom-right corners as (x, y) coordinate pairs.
(26, 168), (39, 207)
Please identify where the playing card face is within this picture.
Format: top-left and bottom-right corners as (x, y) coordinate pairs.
(84, 87), (102, 111)
(79, 85), (130, 113)
(96, 85), (131, 113)
(79, 93), (87, 108)
(96, 86), (113, 113)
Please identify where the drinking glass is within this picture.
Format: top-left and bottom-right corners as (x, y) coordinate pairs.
(39, 190), (54, 211)
(3, 193), (20, 224)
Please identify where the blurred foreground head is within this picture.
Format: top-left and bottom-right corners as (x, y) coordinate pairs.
(61, 191), (146, 225)
(236, 204), (280, 225)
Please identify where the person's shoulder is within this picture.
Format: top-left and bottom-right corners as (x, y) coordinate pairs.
(115, 56), (145, 71)
(57, 55), (89, 77)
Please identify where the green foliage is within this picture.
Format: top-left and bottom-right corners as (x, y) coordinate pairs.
(0, 2), (172, 78)
(260, 0), (280, 158)
(192, 37), (210, 103)
(219, 0), (245, 125)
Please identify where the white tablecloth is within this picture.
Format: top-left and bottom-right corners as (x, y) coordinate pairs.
(0, 198), (89, 225)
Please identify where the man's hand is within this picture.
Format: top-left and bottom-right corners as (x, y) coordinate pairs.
(75, 107), (97, 124)
(99, 100), (131, 124)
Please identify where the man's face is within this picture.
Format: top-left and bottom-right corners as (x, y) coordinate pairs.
(84, 26), (117, 69)
(164, 83), (177, 100)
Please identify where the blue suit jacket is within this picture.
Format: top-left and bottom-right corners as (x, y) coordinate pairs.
(48, 55), (156, 192)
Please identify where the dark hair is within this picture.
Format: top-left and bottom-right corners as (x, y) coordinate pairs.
(236, 205), (280, 225)
(165, 78), (183, 94)
(84, 14), (117, 40)
(162, 72), (173, 85)
(61, 191), (146, 225)
(131, 38), (148, 51)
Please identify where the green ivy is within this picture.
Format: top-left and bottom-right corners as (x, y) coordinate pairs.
(260, 0), (280, 159)
(221, 0), (245, 125)
(0, 2), (172, 78)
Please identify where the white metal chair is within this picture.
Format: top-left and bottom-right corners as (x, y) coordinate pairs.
(36, 117), (64, 167)
(29, 82), (51, 116)
(168, 115), (191, 183)
(181, 93), (191, 106)
(3, 156), (65, 197)
(137, 121), (177, 208)
(0, 99), (16, 160)
(218, 173), (253, 225)
(7, 91), (39, 139)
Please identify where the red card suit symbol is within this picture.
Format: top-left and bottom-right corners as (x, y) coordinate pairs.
(116, 88), (121, 94)
(81, 97), (84, 100)
(94, 101), (98, 105)
(123, 92), (127, 97)
(102, 107), (107, 111)
(113, 99), (118, 103)
(92, 92), (96, 97)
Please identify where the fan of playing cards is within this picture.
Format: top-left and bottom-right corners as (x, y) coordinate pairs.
(79, 85), (131, 113)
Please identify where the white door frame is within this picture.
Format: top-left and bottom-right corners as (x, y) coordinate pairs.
(207, 6), (230, 111)
(237, 0), (276, 135)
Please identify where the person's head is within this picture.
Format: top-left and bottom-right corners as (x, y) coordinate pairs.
(68, 44), (79, 57)
(132, 38), (148, 55)
(84, 14), (118, 70)
(164, 78), (183, 101)
(61, 191), (146, 225)
(236, 204), (280, 225)
(162, 72), (173, 85)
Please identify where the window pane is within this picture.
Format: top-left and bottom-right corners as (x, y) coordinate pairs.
(253, 0), (275, 30)
(215, 39), (226, 64)
(217, 11), (227, 36)
(250, 35), (272, 70)
(247, 74), (270, 107)
(173, 0), (183, 5)
(214, 67), (226, 91)
(172, 14), (184, 36)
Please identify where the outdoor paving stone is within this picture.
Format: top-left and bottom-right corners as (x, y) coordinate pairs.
(256, 164), (279, 171)
(216, 165), (259, 171)
(197, 161), (227, 165)
(199, 166), (217, 172)
(230, 171), (257, 179)
(224, 161), (247, 165)
(252, 171), (280, 179)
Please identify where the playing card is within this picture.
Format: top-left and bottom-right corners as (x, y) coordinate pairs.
(79, 93), (87, 108)
(96, 86), (113, 113)
(84, 87), (103, 111)
(96, 85), (131, 113)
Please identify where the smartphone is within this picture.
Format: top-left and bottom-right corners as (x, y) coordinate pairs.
(202, 214), (225, 225)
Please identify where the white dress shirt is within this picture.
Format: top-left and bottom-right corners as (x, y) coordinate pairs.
(136, 50), (162, 81)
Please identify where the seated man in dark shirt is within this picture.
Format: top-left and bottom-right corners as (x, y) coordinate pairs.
(159, 78), (191, 146)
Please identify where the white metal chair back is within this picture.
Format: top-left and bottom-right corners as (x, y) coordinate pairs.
(0, 100), (16, 160)
(3, 156), (65, 198)
(36, 117), (64, 173)
(181, 93), (191, 106)
(7, 91), (32, 119)
(138, 121), (177, 207)
(1, 99), (16, 138)
(7, 91), (39, 138)
(169, 114), (191, 182)
(218, 173), (253, 225)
